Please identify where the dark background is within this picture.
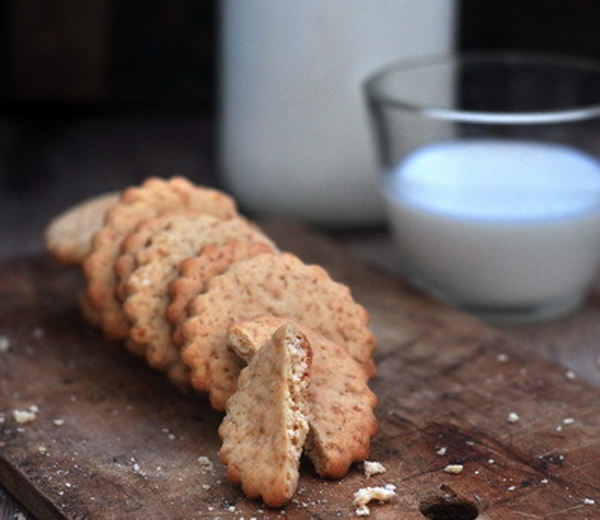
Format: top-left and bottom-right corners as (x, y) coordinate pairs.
(0, 1), (217, 111)
(0, 0), (598, 112)
(0, 0), (599, 256)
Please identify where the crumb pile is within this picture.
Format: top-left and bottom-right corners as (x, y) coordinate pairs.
(44, 176), (379, 508)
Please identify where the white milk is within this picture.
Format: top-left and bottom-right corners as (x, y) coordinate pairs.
(383, 140), (600, 314)
(220, 0), (455, 226)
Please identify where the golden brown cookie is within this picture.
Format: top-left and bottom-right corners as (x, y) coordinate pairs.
(77, 288), (103, 327)
(218, 323), (312, 508)
(166, 240), (277, 349)
(113, 210), (204, 301)
(228, 315), (378, 479)
(44, 192), (119, 266)
(82, 177), (237, 340)
(117, 213), (275, 388)
(180, 252), (376, 411)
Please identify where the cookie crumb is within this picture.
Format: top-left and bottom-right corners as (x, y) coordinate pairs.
(197, 455), (214, 474)
(162, 427), (176, 440)
(0, 335), (10, 353)
(363, 461), (386, 478)
(507, 412), (520, 423)
(14, 405), (39, 424)
(130, 458), (147, 477)
(353, 484), (396, 516)
(583, 498), (595, 505)
(444, 464), (464, 474)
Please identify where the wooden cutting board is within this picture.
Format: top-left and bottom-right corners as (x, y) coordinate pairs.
(1, 221), (599, 520)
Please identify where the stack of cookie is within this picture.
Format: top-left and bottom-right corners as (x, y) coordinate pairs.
(45, 176), (378, 508)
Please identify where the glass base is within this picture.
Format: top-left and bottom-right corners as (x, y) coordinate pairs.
(457, 293), (584, 324)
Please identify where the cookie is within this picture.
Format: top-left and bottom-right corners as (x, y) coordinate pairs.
(115, 212), (272, 302)
(218, 323), (311, 508)
(166, 240), (277, 349)
(77, 288), (103, 327)
(117, 213), (275, 388)
(45, 192), (119, 266)
(180, 252), (376, 411)
(82, 177), (237, 340)
(113, 211), (204, 301)
(229, 315), (378, 479)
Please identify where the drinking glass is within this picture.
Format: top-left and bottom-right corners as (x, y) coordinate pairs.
(364, 52), (600, 322)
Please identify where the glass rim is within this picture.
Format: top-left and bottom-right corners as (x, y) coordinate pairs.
(363, 51), (600, 125)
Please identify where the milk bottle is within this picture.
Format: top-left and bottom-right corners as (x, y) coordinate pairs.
(219, 0), (456, 226)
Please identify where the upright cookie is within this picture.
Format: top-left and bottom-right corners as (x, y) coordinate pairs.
(118, 213), (275, 388)
(82, 177), (237, 340)
(181, 252), (376, 410)
(218, 323), (311, 508)
(45, 192), (119, 266)
(229, 315), (378, 479)
(113, 211), (204, 300)
(166, 240), (277, 349)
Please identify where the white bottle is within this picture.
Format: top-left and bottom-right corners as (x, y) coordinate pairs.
(219, 0), (456, 227)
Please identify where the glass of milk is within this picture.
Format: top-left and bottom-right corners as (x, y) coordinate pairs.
(364, 52), (600, 322)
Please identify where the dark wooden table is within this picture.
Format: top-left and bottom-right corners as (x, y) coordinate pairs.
(0, 111), (223, 520)
(1, 113), (599, 519)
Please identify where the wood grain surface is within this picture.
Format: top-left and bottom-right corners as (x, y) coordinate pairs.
(1, 221), (599, 520)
